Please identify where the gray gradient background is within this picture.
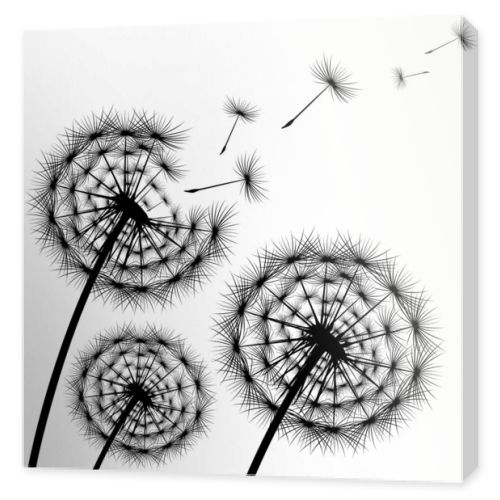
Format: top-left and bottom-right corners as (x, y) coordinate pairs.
(24, 17), (464, 480)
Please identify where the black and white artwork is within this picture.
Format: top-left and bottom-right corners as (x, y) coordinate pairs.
(24, 16), (476, 481)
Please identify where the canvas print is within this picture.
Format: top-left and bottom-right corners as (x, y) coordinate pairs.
(24, 16), (477, 481)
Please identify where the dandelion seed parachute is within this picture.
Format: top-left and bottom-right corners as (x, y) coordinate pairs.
(311, 57), (358, 103)
(185, 151), (267, 203)
(68, 325), (213, 468)
(214, 232), (441, 475)
(424, 18), (476, 55)
(282, 56), (358, 129)
(392, 67), (430, 89)
(223, 97), (260, 123)
(220, 97), (259, 155)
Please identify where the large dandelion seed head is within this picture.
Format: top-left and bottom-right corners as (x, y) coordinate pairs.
(68, 325), (213, 466)
(29, 110), (236, 307)
(215, 232), (441, 455)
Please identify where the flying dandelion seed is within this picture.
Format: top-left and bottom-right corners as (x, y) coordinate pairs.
(282, 56), (358, 129)
(68, 325), (213, 469)
(214, 232), (441, 475)
(425, 18), (476, 54)
(392, 67), (430, 89)
(28, 109), (236, 467)
(220, 97), (259, 155)
(185, 151), (267, 203)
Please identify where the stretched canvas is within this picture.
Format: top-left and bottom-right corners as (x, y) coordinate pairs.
(23, 16), (478, 482)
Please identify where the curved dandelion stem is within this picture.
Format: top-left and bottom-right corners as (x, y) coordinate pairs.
(247, 345), (324, 475)
(28, 212), (130, 467)
(184, 179), (240, 194)
(94, 395), (139, 470)
(220, 116), (240, 155)
(281, 86), (329, 129)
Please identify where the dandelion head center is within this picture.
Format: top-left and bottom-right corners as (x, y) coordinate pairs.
(308, 323), (347, 362)
(113, 192), (150, 226)
(126, 381), (154, 408)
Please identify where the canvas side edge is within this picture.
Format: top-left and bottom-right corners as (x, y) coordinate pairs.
(461, 16), (478, 480)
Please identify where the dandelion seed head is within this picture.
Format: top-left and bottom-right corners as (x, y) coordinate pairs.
(68, 325), (213, 467)
(215, 232), (441, 455)
(30, 110), (235, 308)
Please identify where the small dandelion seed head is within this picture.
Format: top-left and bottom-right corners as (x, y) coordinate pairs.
(234, 152), (267, 203)
(392, 67), (407, 89)
(311, 56), (358, 103)
(223, 96), (260, 123)
(68, 325), (214, 467)
(453, 19), (476, 51)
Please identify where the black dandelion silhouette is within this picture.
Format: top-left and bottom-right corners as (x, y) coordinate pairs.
(214, 232), (441, 475)
(425, 18), (476, 55)
(185, 151), (267, 203)
(28, 109), (235, 467)
(68, 325), (213, 469)
(220, 97), (259, 155)
(282, 56), (358, 129)
(392, 67), (430, 89)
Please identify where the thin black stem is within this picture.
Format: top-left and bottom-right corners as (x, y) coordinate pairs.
(425, 38), (457, 54)
(220, 116), (239, 155)
(28, 212), (129, 467)
(184, 179), (239, 194)
(93, 395), (139, 470)
(281, 86), (329, 129)
(405, 71), (430, 78)
(247, 345), (324, 476)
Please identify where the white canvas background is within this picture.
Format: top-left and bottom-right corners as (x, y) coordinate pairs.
(24, 16), (464, 481)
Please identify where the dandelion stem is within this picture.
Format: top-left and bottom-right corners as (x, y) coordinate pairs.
(425, 38), (457, 54)
(282, 86), (329, 129)
(247, 345), (324, 475)
(220, 116), (239, 155)
(93, 395), (139, 469)
(184, 179), (240, 194)
(28, 212), (130, 467)
(405, 71), (430, 78)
